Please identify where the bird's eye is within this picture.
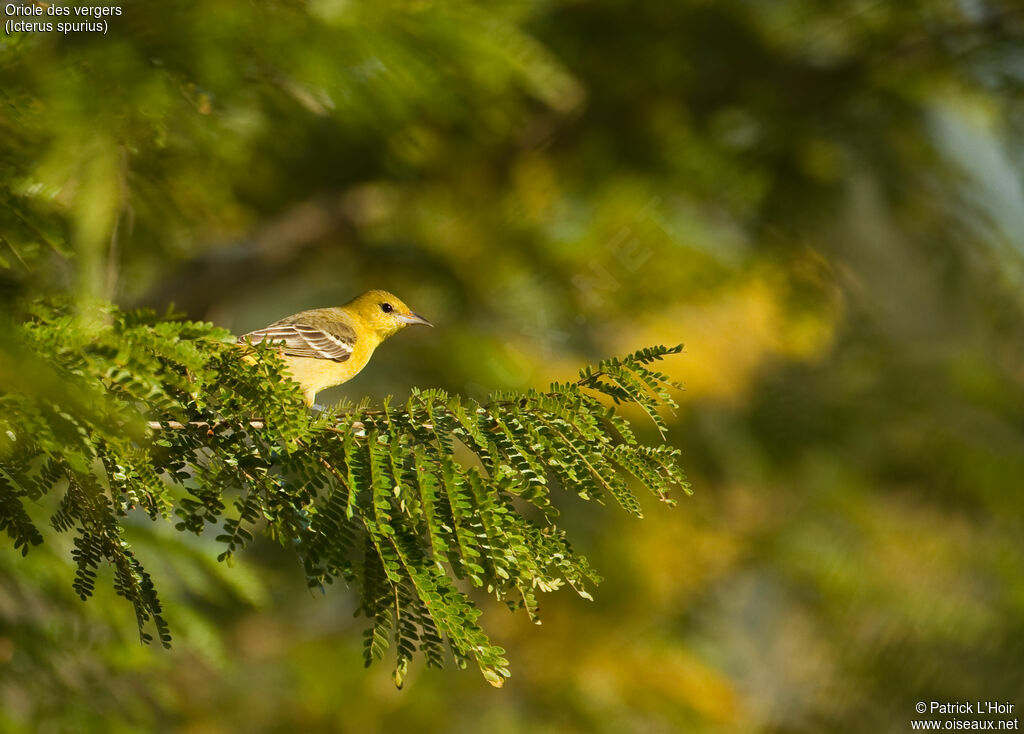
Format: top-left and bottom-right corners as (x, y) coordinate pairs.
(381, 302), (394, 313)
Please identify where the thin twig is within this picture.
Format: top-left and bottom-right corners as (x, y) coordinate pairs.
(143, 364), (674, 433)
(146, 419), (441, 434)
(146, 420), (267, 431)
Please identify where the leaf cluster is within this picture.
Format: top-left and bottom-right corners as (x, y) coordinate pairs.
(0, 303), (687, 686)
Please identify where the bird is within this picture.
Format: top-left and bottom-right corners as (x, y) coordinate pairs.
(237, 289), (432, 406)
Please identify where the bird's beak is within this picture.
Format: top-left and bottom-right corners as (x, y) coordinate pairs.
(397, 312), (433, 327)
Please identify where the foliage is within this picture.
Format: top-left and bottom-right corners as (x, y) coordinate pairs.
(0, 302), (687, 686)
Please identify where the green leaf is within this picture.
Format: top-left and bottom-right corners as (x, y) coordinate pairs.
(0, 302), (687, 683)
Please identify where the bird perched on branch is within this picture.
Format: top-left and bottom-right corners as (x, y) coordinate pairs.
(237, 289), (432, 406)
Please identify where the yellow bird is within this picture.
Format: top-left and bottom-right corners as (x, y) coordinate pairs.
(238, 289), (432, 405)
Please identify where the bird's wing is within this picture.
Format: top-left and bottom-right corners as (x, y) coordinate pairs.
(239, 322), (355, 362)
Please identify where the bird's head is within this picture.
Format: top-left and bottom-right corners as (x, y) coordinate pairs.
(346, 289), (433, 339)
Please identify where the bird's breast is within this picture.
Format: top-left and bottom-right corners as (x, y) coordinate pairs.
(281, 340), (377, 394)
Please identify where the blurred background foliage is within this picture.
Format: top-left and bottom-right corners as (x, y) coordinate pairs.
(2, 0), (1024, 731)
